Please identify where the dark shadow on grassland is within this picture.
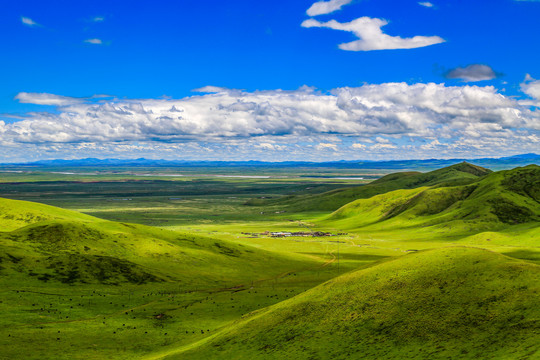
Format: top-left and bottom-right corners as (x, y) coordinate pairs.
(503, 250), (540, 264)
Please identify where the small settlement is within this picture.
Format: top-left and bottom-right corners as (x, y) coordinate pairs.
(242, 231), (346, 238)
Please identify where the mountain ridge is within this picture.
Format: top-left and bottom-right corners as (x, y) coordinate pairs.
(1, 154), (538, 170)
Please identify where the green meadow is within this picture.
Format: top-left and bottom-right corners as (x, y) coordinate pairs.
(0, 163), (538, 359)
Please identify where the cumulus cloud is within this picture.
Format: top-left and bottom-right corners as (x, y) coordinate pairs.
(351, 143), (366, 149)
(10, 83), (536, 141)
(255, 143), (279, 151)
(301, 17), (444, 51)
(420, 139), (442, 150)
(3, 82), (539, 161)
(306, 0), (353, 16)
(370, 137), (397, 150)
(84, 38), (103, 45)
(370, 143), (397, 150)
(21, 16), (40, 27)
(374, 137), (391, 144)
(316, 143), (339, 151)
(418, 2), (434, 7)
(520, 74), (540, 104)
(445, 64), (499, 82)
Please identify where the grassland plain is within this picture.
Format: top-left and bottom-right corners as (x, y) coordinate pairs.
(0, 163), (539, 359)
(0, 168), (370, 227)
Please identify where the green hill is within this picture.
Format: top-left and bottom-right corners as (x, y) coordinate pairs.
(0, 197), (97, 231)
(160, 247), (540, 360)
(0, 165), (538, 360)
(248, 162), (492, 212)
(0, 198), (315, 287)
(0, 197), (330, 360)
(321, 165), (540, 241)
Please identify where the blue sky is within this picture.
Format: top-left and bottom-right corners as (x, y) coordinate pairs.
(0, 0), (539, 162)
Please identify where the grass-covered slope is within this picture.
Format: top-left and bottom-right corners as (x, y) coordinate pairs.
(0, 197), (97, 231)
(163, 247), (540, 360)
(321, 165), (540, 240)
(0, 198), (333, 360)
(0, 197), (315, 287)
(249, 162), (491, 212)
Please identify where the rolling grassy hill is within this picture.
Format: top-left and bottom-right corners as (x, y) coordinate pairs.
(320, 165), (540, 242)
(0, 163), (538, 359)
(247, 162), (492, 212)
(160, 247), (540, 360)
(0, 197), (335, 359)
(0, 197), (97, 231)
(0, 197), (318, 288)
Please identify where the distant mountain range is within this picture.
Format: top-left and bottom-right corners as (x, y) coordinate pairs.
(2, 153), (539, 170)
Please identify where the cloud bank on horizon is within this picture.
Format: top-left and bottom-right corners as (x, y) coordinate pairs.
(1, 80), (539, 162)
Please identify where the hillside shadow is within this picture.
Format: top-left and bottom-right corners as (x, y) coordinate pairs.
(503, 250), (540, 264)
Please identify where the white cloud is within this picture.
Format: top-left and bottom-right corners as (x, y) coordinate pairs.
(418, 2), (434, 7)
(370, 143), (397, 150)
(21, 16), (40, 27)
(84, 38), (103, 45)
(92, 16), (105, 22)
(192, 86), (230, 93)
(15, 93), (84, 106)
(3, 82), (539, 161)
(420, 139), (442, 150)
(520, 74), (540, 104)
(306, 0), (353, 16)
(255, 143), (278, 151)
(446, 64), (498, 82)
(374, 137), (391, 144)
(351, 143), (366, 149)
(316, 143), (338, 151)
(301, 17), (444, 51)
(10, 83), (534, 142)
